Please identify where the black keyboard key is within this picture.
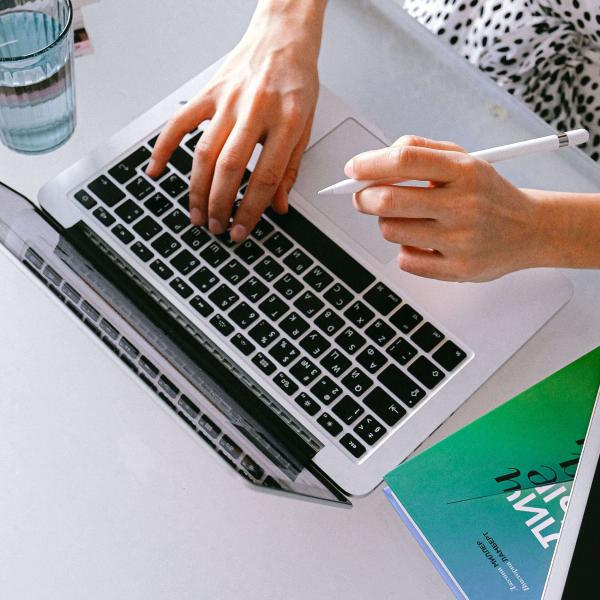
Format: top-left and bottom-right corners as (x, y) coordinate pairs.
(63, 283), (81, 304)
(119, 337), (139, 359)
(259, 293), (288, 321)
(252, 352), (277, 375)
(74, 189), (96, 209)
(280, 311), (309, 339)
(344, 301), (375, 328)
(387, 337), (417, 365)
(178, 193), (190, 211)
(321, 348), (351, 377)
(169, 146), (194, 175)
(390, 304), (423, 334)
(336, 327), (366, 355)
(341, 367), (373, 397)
(126, 175), (154, 200)
(89, 175), (125, 207)
(163, 209), (190, 234)
(81, 301), (100, 322)
(131, 241), (153, 262)
(170, 277), (193, 298)
(149, 258), (174, 280)
(199, 414), (221, 439)
(231, 333), (256, 356)
(210, 313), (234, 336)
(311, 376), (343, 405)
(201, 241), (230, 268)
(239, 276), (268, 302)
(295, 393), (320, 416)
(219, 435), (242, 459)
(264, 231), (293, 257)
(284, 248), (313, 275)
(248, 320), (279, 347)
(354, 415), (387, 446)
(364, 387), (406, 427)
(241, 168), (252, 186)
(251, 217), (274, 240)
(160, 173), (188, 198)
(333, 396), (364, 425)
(357, 345), (387, 374)
(178, 394), (200, 419)
(145, 192), (173, 217)
(93, 206), (116, 227)
(209, 284), (239, 310)
(219, 259), (249, 285)
(378, 364), (425, 407)
(109, 146), (151, 184)
(158, 375), (179, 398)
(269, 339), (299, 366)
(303, 266), (333, 293)
(189, 266), (218, 293)
(235, 238), (264, 264)
(323, 282), (353, 310)
(365, 319), (395, 347)
(254, 255), (283, 282)
(300, 330), (330, 358)
(317, 412), (343, 437)
(43, 265), (62, 286)
(190, 295), (214, 317)
(229, 302), (259, 328)
(139, 356), (159, 378)
(294, 291), (324, 318)
(314, 308), (344, 336)
(181, 226), (210, 251)
(151, 232), (181, 258)
(267, 205), (376, 293)
(147, 134), (159, 148)
(115, 199), (143, 224)
(290, 356), (321, 385)
(133, 215), (162, 241)
(340, 433), (366, 458)
(111, 223), (134, 244)
(273, 372), (299, 396)
(274, 273), (303, 299)
(99, 318), (118, 339)
(185, 130), (203, 152)
(24, 248), (43, 270)
(408, 356), (446, 389)
(411, 322), (445, 352)
(363, 282), (401, 316)
(432, 340), (467, 371)
(170, 249), (200, 275)
(241, 455), (264, 480)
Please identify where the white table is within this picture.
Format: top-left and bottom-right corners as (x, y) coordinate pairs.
(1, 1), (599, 599)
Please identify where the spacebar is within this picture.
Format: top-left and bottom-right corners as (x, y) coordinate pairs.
(265, 206), (376, 293)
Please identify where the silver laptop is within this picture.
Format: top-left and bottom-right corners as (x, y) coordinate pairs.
(1, 57), (573, 501)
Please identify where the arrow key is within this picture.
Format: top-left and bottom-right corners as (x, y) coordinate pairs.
(408, 355), (446, 389)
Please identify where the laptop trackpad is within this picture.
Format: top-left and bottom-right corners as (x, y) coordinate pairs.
(295, 118), (398, 265)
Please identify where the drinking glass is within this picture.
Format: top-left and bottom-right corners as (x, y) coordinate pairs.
(0, 0), (76, 154)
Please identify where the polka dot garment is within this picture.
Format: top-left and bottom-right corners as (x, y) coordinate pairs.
(402, 0), (600, 161)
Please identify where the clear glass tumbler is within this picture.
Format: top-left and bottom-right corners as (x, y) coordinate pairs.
(0, 0), (76, 154)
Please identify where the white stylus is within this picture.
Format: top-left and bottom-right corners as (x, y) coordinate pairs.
(317, 129), (590, 196)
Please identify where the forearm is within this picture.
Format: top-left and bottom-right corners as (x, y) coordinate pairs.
(528, 189), (600, 269)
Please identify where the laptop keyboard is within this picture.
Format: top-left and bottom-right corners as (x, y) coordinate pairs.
(70, 126), (469, 460)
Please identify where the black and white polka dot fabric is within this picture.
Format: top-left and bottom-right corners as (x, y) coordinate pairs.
(403, 0), (600, 161)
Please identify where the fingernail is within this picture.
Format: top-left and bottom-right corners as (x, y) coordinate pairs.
(190, 207), (204, 225)
(146, 158), (157, 176)
(230, 224), (248, 242)
(344, 158), (355, 178)
(208, 218), (224, 235)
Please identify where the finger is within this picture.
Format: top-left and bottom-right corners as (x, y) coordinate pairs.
(147, 96), (214, 178)
(272, 114), (314, 214)
(378, 217), (444, 251)
(397, 246), (454, 281)
(354, 184), (448, 219)
(345, 145), (464, 183)
(231, 131), (294, 239)
(392, 134), (465, 153)
(188, 111), (235, 226)
(207, 120), (262, 234)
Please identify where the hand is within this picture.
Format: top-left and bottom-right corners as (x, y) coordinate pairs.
(147, 2), (324, 242)
(347, 136), (544, 282)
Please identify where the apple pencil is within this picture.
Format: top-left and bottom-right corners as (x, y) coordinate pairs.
(317, 129), (589, 196)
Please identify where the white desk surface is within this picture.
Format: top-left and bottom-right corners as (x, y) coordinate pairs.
(1, 1), (600, 599)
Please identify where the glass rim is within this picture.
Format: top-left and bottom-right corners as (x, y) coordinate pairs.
(0, 0), (73, 64)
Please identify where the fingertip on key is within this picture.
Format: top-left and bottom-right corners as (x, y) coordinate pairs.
(190, 207), (204, 226)
(230, 224), (248, 243)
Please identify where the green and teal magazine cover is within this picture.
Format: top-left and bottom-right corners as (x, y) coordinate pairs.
(384, 346), (600, 600)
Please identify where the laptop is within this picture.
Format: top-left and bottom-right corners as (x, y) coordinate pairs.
(542, 388), (600, 599)
(0, 57), (573, 501)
